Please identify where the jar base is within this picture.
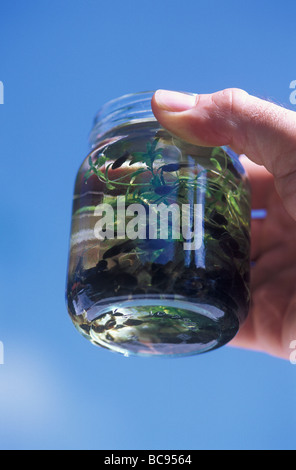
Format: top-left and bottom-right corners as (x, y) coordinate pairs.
(73, 295), (240, 357)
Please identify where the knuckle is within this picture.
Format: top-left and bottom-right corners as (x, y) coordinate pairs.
(211, 88), (249, 115)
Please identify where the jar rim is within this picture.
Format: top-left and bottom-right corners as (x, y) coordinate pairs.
(90, 91), (157, 148)
(93, 91), (155, 123)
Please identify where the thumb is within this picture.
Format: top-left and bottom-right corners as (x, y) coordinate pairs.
(152, 89), (296, 219)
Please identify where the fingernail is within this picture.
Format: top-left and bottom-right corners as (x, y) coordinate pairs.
(154, 90), (198, 112)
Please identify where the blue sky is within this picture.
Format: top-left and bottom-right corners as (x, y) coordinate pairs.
(0, 0), (296, 450)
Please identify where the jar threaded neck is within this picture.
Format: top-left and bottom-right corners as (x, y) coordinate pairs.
(89, 91), (157, 148)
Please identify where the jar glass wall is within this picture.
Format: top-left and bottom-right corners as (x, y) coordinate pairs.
(66, 92), (251, 357)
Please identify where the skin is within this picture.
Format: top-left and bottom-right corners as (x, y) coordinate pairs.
(151, 88), (296, 361)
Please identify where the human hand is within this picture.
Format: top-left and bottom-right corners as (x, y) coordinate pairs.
(152, 89), (296, 360)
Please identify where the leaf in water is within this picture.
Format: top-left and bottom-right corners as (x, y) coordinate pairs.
(129, 152), (145, 166)
(95, 169), (107, 181)
(97, 154), (108, 167)
(210, 158), (223, 172)
(229, 195), (241, 215)
(211, 147), (224, 158)
(154, 152), (164, 161)
(146, 141), (152, 153)
(150, 138), (159, 152)
(106, 182), (116, 190)
(88, 156), (94, 169)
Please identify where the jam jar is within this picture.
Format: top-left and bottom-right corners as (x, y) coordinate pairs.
(66, 91), (251, 357)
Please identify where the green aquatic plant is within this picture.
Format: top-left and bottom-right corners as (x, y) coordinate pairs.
(82, 138), (250, 263)
(85, 136), (247, 212)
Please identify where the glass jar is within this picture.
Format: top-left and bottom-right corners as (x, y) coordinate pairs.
(66, 91), (251, 357)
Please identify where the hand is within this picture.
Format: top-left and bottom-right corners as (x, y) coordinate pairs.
(152, 89), (296, 360)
